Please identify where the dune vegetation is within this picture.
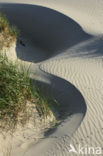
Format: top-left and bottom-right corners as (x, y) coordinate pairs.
(0, 12), (18, 49)
(0, 12), (55, 131)
(0, 54), (54, 130)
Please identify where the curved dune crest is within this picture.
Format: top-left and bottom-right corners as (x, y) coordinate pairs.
(0, 0), (103, 156)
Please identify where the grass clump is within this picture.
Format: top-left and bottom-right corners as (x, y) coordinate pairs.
(0, 54), (34, 129)
(0, 12), (18, 49)
(0, 54), (56, 130)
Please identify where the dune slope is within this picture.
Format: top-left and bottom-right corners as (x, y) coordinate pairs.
(0, 0), (103, 156)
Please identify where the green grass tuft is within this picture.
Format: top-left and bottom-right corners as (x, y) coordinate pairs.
(0, 54), (33, 128)
(0, 54), (56, 130)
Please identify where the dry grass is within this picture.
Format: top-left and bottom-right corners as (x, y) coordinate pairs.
(0, 12), (18, 49)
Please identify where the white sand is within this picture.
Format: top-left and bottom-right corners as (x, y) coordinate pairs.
(0, 0), (103, 155)
(0, 100), (55, 156)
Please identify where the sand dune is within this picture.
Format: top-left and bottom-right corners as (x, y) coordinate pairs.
(0, 0), (103, 156)
(38, 37), (103, 155)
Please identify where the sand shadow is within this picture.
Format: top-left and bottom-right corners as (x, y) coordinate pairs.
(52, 35), (103, 61)
(31, 69), (86, 137)
(67, 36), (103, 58)
(34, 70), (86, 115)
(0, 3), (92, 62)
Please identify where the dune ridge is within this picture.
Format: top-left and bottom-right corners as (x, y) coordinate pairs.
(39, 37), (103, 155)
(0, 0), (103, 156)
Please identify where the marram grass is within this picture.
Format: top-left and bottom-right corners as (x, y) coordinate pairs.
(0, 54), (55, 130)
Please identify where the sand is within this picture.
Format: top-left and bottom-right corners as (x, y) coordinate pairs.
(0, 39), (56, 156)
(0, 100), (56, 156)
(0, 0), (103, 156)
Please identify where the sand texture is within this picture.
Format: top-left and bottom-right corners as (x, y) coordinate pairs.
(0, 0), (103, 155)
